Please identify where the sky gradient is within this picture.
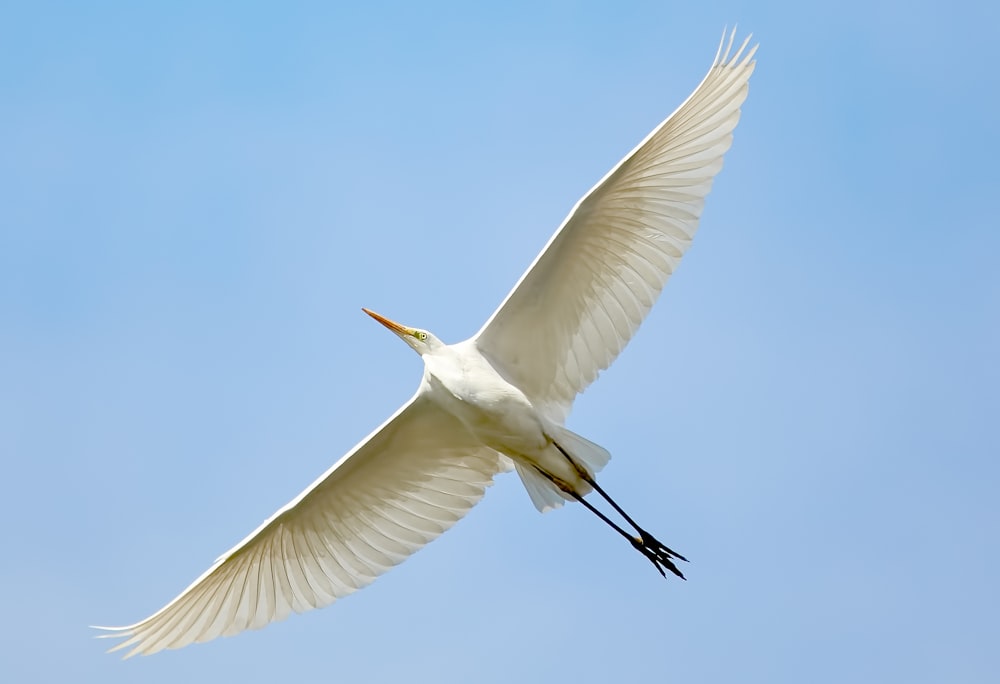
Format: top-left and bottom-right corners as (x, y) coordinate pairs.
(2, 2), (998, 682)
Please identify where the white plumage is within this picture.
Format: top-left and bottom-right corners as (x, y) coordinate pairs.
(96, 29), (756, 657)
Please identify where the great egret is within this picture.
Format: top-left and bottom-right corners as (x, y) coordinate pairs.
(97, 30), (756, 657)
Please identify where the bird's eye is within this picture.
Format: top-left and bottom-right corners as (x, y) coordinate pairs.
(418, 332), (428, 341)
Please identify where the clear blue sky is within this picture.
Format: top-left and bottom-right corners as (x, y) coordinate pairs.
(3, 2), (998, 682)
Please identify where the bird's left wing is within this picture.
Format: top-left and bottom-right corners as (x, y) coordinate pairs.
(96, 394), (503, 657)
(474, 31), (756, 418)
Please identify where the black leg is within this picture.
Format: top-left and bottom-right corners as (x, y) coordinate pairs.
(550, 442), (688, 577)
(531, 465), (685, 579)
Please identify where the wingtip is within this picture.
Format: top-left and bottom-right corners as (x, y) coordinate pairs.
(714, 25), (758, 68)
(91, 624), (126, 637)
(91, 623), (144, 658)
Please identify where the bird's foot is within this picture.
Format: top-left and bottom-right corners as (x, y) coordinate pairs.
(631, 528), (687, 580)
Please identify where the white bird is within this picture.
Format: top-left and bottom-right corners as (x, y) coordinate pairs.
(97, 30), (756, 657)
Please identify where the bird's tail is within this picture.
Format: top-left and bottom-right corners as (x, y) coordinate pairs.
(549, 425), (612, 477)
(514, 426), (612, 513)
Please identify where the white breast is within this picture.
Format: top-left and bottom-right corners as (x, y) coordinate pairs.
(421, 341), (549, 456)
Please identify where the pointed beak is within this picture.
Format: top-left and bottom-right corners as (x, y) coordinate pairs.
(362, 308), (411, 337)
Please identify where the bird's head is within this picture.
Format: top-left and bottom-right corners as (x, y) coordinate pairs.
(362, 308), (442, 356)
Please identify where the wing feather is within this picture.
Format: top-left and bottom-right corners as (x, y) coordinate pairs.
(475, 30), (756, 416)
(95, 394), (503, 657)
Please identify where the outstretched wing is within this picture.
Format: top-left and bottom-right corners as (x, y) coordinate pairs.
(96, 394), (503, 657)
(474, 31), (757, 417)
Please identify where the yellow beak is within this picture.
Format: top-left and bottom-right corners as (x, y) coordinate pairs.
(362, 308), (411, 337)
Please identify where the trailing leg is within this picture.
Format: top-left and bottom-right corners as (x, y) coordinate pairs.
(550, 442), (688, 578)
(531, 465), (684, 579)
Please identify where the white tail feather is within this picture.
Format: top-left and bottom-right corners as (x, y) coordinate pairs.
(514, 462), (567, 513)
(550, 426), (612, 478)
(514, 426), (613, 513)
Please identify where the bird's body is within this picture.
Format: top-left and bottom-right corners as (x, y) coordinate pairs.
(97, 30), (757, 657)
(421, 338), (591, 499)
(424, 341), (549, 458)
(366, 313), (602, 503)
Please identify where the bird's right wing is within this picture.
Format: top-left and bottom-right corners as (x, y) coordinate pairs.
(96, 394), (504, 657)
(474, 31), (756, 418)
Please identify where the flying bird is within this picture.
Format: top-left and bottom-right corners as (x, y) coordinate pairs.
(97, 29), (756, 657)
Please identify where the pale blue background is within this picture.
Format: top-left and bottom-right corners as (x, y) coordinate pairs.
(3, 2), (998, 682)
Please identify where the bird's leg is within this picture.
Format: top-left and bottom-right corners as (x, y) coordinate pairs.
(551, 442), (687, 579)
(531, 466), (683, 579)
(587, 475), (687, 578)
